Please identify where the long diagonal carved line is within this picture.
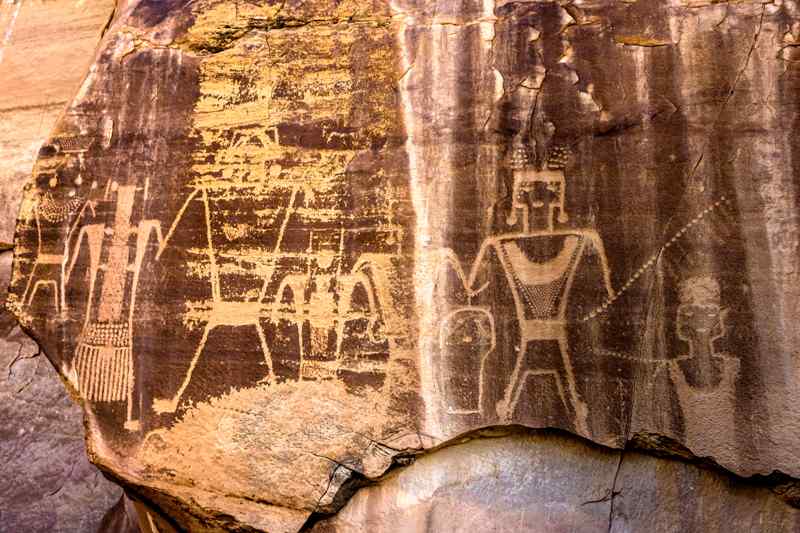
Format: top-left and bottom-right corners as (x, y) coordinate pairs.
(257, 185), (301, 303)
(155, 188), (200, 261)
(580, 196), (731, 322)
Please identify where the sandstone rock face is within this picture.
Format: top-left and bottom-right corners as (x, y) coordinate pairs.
(0, 312), (121, 533)
(312, 431), (800, 532)
(1, 0), (123, 531)
(0, 0), (115, 243)
(7, 0), (800, 530)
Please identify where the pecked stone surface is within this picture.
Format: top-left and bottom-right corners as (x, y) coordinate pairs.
(401, 0), (800, 480)
(9, 1), (420, 529)
(7, 0), (800, 529)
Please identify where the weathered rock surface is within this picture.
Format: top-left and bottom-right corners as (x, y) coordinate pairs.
(0, 1), (123, 531)
(0, 0), (116, 243)
(311, 431), (800, 532)
(0, 309), (122, 533)
(7, 0), (800, 530)
(2, 230), (121, 533)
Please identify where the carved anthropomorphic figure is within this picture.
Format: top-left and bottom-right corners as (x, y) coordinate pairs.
(151, 184), (297, 415)
(669, 276), (739, 450)
(68, 178), (164, 431)
(152, 182), (395, 414)
(438, 307), (495, 415)
(19, 140), (93, 317)
(437, 140), (614, 435)
(276, 233), (392, 386)
(471, 146), (613, 434)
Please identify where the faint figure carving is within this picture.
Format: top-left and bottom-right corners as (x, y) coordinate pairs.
(668, 276), (739, 446)
(229, 124), (280, 150)
(272, 235), (391, 382)
(20, 150), (93, 315)
(21, 192), (88, 314)
(673, 277), (732, 389)
(333, 255), (392, 377)
(438, 307), (495, 414)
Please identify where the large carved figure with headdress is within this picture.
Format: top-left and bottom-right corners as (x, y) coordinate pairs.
(436, 126), (615, 436)
(473, 142), (613, 433)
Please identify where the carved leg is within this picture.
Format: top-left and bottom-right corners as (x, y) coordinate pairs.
(255, 321), (275, 382)
(124, 344), (140, 431)
(497, 337), (529, 422)
(508, 369), (570, 420)
(59, 263), (67, 315)
(54, 281), (62, 316)
(28, 279), (59, 313)
(21, 262), (39, 308)
(558, 337), (589, 435)
(296, 319), (305, 379)
(334, 317), (346, 362)
(153, 322), (213, 413)
(335, 277), (355, 362)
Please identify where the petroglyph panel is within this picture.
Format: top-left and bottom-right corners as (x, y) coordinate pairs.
(8, 1), (418, 525)
(8, 0), (800, 529)
(398, 0), (800, 483)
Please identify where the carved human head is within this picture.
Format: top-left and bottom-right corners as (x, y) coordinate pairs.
(508, 146), (570, 232)
(677, 275), (726, 343)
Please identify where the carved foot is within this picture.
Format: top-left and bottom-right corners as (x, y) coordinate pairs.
(257, 371), (276, 386)
(123, 420), (141, 432)
(496, 400), (513, 423)
(574, 403), (590, 436)
(153, 398), (179, 414)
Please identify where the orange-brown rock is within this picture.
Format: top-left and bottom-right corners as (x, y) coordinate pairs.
(7, 0), (800, 530)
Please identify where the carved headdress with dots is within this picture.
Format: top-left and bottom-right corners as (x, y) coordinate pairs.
(546, 145), (570, 170)
(507, 140), (533, 170)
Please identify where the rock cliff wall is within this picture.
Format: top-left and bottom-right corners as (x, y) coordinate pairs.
(5, 0), (800, 531)
(0, 0), (123, 531)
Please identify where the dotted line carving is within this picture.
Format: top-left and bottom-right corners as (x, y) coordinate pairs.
(593, 348), (691, 363)
(580, 196), (731, 322)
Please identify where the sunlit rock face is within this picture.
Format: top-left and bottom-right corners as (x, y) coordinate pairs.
(7, 0), (800, 530)
(0, 0), (117, 243)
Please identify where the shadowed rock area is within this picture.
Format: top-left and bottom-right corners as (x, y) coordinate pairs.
(0, 1), (122, 530)
(5, 0), (800, 530)
(0, 308), (121, 533)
